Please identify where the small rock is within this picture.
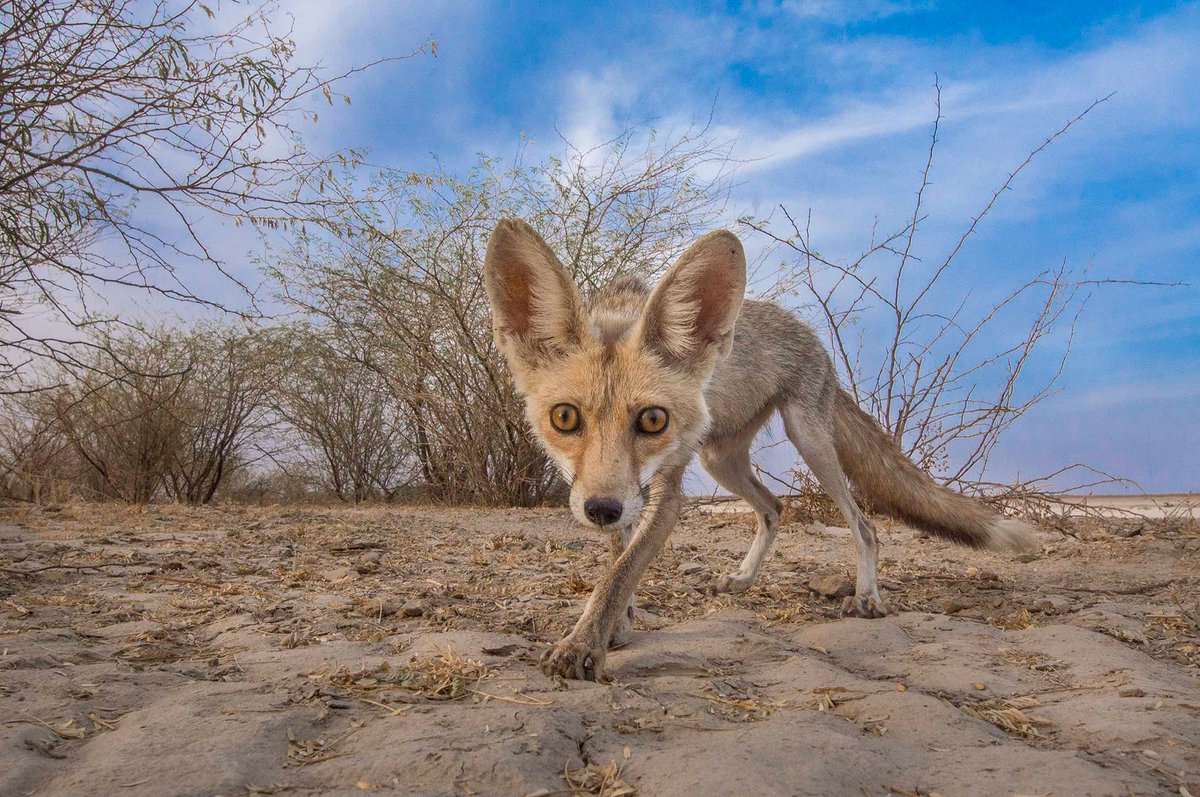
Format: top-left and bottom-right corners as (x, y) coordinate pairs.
(355, 551), (382, 573)
(1045, 595), (1075, 612)
(677, 561), (705, 575)
(1119, 687), (1146, 698)
(400, 599), (429, 618)
(356, 599), (399, 617)
(482, 643), (523, 656)
(321, 567), (358, 582)
(941, 597), (974, 614)
(1014, 552), (1041, 563)
(808, 574), (854, 599)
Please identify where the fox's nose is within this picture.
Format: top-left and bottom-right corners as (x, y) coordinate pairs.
(583, 497), (623, 526)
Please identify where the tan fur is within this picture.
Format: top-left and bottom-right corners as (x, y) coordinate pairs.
(484, 219), (1039, 681)
(832, 392), (1031, 551)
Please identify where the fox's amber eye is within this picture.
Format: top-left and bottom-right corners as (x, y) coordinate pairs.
(550, 403), (580, 433)
(636, 407), (669, 435)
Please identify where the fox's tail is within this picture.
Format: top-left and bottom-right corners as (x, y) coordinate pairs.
(831, 390), (1037, 552)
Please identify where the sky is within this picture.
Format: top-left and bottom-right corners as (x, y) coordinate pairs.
(212, 0), (1200, 493)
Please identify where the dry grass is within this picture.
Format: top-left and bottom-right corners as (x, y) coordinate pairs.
(285, 721), (364, 767)
(993, 650), (1072, 687)
(958, 695), (1050, 739)
(563, 761), (638, 797)
(313, 647), (491, 709)
(991, 607), (1035, 631)
(698, 679), (788, 722)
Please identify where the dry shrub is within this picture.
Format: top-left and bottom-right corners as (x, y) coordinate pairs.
(777, 473), (845, 526)
(1, 0), (424, 381)
(747, 86), (1142, 503)
(0, 394), (76, 503)
(270, 128), (731, 506)
(0, 326), (276, 504)
(267, 325), (416, 503)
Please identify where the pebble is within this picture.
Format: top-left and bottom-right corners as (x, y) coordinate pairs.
(401, 599), (429, 618)
(808, 574), (854, 599)
(941, 597), (974, 614)
(321, 566), (358, 582)
(1119, 687), (1146, 698)
(677, 561), (705, 575)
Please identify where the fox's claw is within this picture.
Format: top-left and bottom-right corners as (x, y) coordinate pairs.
(540, 640), (606, 681)
(841, 594), (888, 618)
(712, 571), (754, 594)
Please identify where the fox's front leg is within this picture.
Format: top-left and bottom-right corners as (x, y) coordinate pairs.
(542, 466), (685, 681)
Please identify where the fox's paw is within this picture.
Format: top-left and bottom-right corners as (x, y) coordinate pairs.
(841, 594), (888, 619)
(540, 640), (605, 681)
(712, 571), (754, 594)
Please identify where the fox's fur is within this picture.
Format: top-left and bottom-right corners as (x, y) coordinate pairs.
(484, 218), (1038, 681)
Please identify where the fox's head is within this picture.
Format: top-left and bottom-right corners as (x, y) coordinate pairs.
(483, 219), (746, 530)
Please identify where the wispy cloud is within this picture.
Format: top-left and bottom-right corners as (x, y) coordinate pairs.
(1075, 377), (1200, 409)
(138, 0), (1199, 491)
(780, 0), (932, 23)
(559, 67), (638, 155)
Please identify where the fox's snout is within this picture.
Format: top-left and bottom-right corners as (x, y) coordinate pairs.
(582, 497), (624, 526)
(569, 486), (643, 530)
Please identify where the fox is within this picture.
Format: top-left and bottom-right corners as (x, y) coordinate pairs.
(483, 218), (1038, 681)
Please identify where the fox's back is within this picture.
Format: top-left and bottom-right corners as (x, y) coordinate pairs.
(586, 277), (838, 442)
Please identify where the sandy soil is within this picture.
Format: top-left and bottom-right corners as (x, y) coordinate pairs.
(1, 502), (1197, 797)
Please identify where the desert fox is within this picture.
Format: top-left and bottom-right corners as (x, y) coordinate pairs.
(484, 219), (1037, 681)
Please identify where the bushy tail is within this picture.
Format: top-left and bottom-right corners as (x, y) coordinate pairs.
(832, 390), (1037, 552)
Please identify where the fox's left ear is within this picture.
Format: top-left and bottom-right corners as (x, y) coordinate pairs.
(484, 219), (589, 375)
(639, 230), (747, 372)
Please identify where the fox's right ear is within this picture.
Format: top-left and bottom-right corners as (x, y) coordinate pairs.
(484, 219), (588, 373)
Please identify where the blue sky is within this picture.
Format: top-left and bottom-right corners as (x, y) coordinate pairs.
(251, 0), (1198, 492)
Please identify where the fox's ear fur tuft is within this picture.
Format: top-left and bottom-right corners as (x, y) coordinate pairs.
(639, 230), (746, 372)
(483, 219), (588, 374)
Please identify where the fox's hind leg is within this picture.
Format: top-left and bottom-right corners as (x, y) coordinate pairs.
(607, 524), (636, 648)
(781, 401), (887, 618)
(699, 435), (783, 594)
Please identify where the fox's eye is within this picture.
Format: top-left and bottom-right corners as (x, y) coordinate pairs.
(636, 406), (669, 435)
(550, 403), (580, 433)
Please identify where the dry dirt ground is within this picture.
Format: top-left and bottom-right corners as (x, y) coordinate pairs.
(1, 501), (1198, 797)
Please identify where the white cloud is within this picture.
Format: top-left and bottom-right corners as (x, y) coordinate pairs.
(559, 67), (639, 157)
(1075, 377), (1200, 409)
(780, 0), (932, 23)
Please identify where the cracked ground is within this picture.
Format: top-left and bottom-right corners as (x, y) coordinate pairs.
(1, 502), (1198, 797)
